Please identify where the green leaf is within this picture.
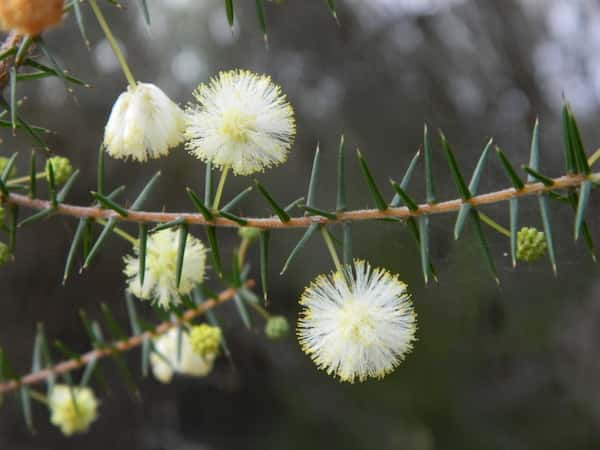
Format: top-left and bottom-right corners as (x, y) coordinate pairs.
(418, 216), (430, 284)
(91, 190), (128, 216)
(307, 144), (321, 209)
(574, 180), (592, 241)
(566, 191), (596, 261)
(342, 222), (352, 266)
(495, 146), (524, 190)
(29, 151), (36, 198)
(97, 144), (104, 196)
(454, 139), (492, 239)
(390, 149), (420, 207)
(72, 0), (90, 46)
(137, 0), (151, 25)
(440, 132), (471, 200)
(522, 166), (554, 186)
(336, 135), (346, 211)
(138, 223), (147, 287)
(186, 187), (214, 221)
(356, 149), (387, 210)
(221, 186), (253, 212)
(509, 198), (518, 268)
(204, 162), (213, 205)
(469, 209), (499, 285)
(233, 294), (252, 329)
(176, 224), (188, 288)
(1, 152), (17, 181)
(56, 170), (79, 203)
(527, 118), (540, 182)
(130, 171), (161, 211)
(424, 124), (436, 203)
(205, 226), (223, 277)
(20, 387), (34, 433)
(35, 37), (69, 87)
(561, 103), (577, 173)
(284, 197), (305, 213)
(259, 230), (269, 302)
(18, 207), (53, 228)
(100, 303), (127, 341)
(151, 217), (185, 233)
(9, 67), (16, 133)
(281, 223), (318, 274)
(225, 0), (234, 28)
(325, 0), (339, 23)
(83, 217), (117, 269)
(218, 210), (247, 225)
(304, 205), (337, 220)
(80, 355), (98, 387)
(8, 205), (18, 253)
(255, 0), (267, 42)
(46, 160), (57, 208)
(566, 106), (591, 174)
(538, 194), (557, 275)
(390, 180), (418, 211)
(255, 180), (290, 222)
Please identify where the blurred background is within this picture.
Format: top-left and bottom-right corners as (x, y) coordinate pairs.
(1, 0), (600, 448)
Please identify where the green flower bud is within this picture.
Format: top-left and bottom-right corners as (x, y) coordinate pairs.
(264, 315), (289, 340)
(0, 242), (11, 266)
(0, 157), (16, 179)
(46, 156), (73, 185)
(189, 324), (222, 357)
(517, 227), (547, 262)
(238, 226), (261, 242)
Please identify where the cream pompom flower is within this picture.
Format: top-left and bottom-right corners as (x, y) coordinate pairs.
(49, 384), (99, 436)
(297, 260), (417, 383)
(104, 82), (186, 162)
(150, 327), (217, 383)
(184, 70), (296, 175)
(124, 229), (207, 309)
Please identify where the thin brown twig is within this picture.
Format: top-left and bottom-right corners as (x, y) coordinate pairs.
(2, 173), (592, 229)
(0, 281), (254, 395)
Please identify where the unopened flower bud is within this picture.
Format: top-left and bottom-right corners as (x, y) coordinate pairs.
(46, 156), (73, 185)
(265, 315), (289, 340)
(189, 324), (222, 357)
(0, 242), (10, 266)
(238, 226), (261, 242)
(0, 157), (16, 179)
(517, 227), (547, 262)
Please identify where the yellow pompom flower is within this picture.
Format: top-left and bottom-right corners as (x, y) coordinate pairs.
(48, 384), (98, 436)
(124, 229), (207, 309)
(184, 70), (296, 175)
(150, 327), (217, 383)
(104, 83), (186, 162)
(298, 260), (417, 383)
(189, 324), (222, 357)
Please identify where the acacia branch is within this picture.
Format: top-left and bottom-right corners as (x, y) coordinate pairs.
(0, 281), (254, 395)
(2, 173), (593, 229)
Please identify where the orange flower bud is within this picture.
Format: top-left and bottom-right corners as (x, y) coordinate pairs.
(0, 0), (63, 36)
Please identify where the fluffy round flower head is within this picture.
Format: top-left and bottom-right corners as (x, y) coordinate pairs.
(49, 384), (98, 436)
(189, 324), (222, 357)
(124, 228), (207, 309)
(150, 327), (217, 383)
(104, 82), (186, 162)
(298, 260), (417, 383)
(0, 0), (63, 36)
(185, 70), (296, 175)
(46, 156), (73, 185)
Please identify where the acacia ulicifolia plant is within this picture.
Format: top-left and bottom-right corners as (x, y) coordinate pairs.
(0, 0), (598, 438)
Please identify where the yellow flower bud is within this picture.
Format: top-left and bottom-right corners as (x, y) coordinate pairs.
(264, 315), (289, 340)
(189, 324), (222, 357)
(46, 156), (73, 185)
(517, 227), (547, 262)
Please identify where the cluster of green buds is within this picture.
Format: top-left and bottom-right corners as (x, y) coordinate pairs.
(516, 227), (547, 262)
(189, 324), (222, 357)
(264, 315), (289, 340)
(45, 156), (73, 185)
